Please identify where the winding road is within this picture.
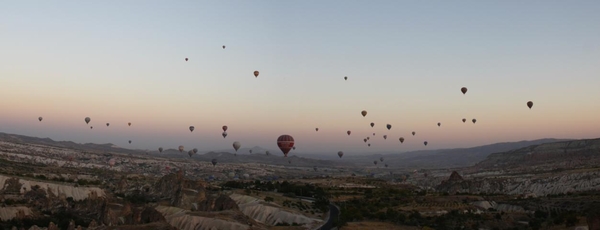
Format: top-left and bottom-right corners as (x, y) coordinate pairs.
(317, 204), (340, 230)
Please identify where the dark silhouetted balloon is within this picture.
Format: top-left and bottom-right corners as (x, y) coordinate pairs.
(437, 122), (441, 127)
(344, 76), (347, 80)
(461, 87), (467, 95)
(222, 45), (226, 49)
(158, 147), (163, 153)
(338, 151), (344, 158)
(347, 130), (351, 135)
(370, 122), (375, 128)
(253, 71), (259, 78)
(222, 132), (228, 138)
(462, 118), (466, 123)
(233, 141), (241, 152)
(399, 137), (405, 143)
(85, 117), (91, 124)
(128, 140), (132, 144)
(315, 128), (319, 132)
(222, 125), (228, 132)
(412, 131), (415, 136)
(424, 141), (428, 146)
(211, 159), (217, 166)
(128, 122), (131, 126)
(386, 124), (391, 130)
(106, 123), (110, 127)
(189, 126), (194, 132)
(185, 58), (188, 61)
(472, 118), (477, 124)
(383, 135), (387, 140)
(361, 110), (367, 117)
(38, 117), (43, 122)
(527, 101), (533, 109)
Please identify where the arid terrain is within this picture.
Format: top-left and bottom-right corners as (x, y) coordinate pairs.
(0, 133), (599, 229)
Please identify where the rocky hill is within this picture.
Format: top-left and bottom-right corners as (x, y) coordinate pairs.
(344, 138), (569, 169)
(0, 132), (145, 156)
(475, 138), (600, 170)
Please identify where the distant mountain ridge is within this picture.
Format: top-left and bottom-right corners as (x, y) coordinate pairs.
(0, 132), (144, 155)
(340, 138), (572, 169)
(0, 132), (575, 169)
(475, 138), (600, 169)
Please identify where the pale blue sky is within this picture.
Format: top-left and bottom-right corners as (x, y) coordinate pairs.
(1, 1), (599, 155)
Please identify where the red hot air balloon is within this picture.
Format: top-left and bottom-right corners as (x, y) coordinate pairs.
(277, 135), (294, 157)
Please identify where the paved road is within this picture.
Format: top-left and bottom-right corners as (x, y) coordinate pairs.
(318, 204), (340, 230)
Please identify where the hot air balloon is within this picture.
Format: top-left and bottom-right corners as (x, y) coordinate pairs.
(361, 110), (367, 117)
(372, 133), (375, 136)
(292, 146), (296, 150)
(288, 160), (291, 164)
(90, 126), (93, 129)
(315, 128), (319, 132)
(462, 118), (466, 123)
(472, 119), (477, 124)
(106, 123), (110, 127)
(193, 148), (198, 154)
(188, 150), (194, 158)
(380, 157), (384, 162)
(399, 137), (405, 143)
(85, 117), (91, 124)
(385, 164), (388, 168)
(185, 58), (188, 61)
(338, 151), (344, 158)
(249, 149), (253, 154)
(222, 132), (228, 138)
(364, 138), (367, 143)
(373, 161), (377, 165)
(38, 117), (43, 122)
(128, 122), (131, 126)
(178, 146), (184, 152)
(527, 101), (533, 109)
(253, 71), (259, 78)
(370, 122), (375, 128)
(189, 126), (194, 132)
(233, 141), (241, 152)
(437, 122), (441, 127)
(277, 135), (294, 157)
(368, 143), (371, 147)
(266, 151), (270, 156)
(222, 125), (228, 132)
(383, 135), (387, 140)
(128, 140), (132, 144)
(344, 76), (347, 80)
(412, 131), (416, 136)
(347, 130), (351, 135)
(386, 124), (391, 130)
(158, 147), (163, 153)
(211, 159), (217, 166)
(424, 141), (428, 146)
(222, 45), (226, 49)
(313, 167), (317, 171)
(461, 87), (467, 95)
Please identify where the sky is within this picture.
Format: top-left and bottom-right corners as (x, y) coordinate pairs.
(1, 1), (600, 155)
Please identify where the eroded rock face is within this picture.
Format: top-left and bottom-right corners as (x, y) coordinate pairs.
(196, 194), (239, 212)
